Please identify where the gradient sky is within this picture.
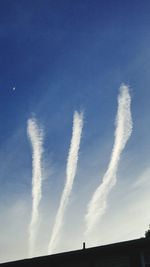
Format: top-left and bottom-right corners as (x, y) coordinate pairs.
(0, 0), (150, 263)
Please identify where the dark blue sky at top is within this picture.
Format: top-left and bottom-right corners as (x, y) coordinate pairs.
(0, 0), (150, 165)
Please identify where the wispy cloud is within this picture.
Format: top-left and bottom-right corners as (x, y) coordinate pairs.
(27, 117), (44, 257)
(48, 111), (83, 254)
(85, 84), (132, 236)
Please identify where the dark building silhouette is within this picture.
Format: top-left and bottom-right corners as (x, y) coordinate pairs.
(1, 238), (150, 267)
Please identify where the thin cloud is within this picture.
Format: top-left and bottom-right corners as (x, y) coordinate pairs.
(85, 84), (132, 236)
(48, 111), (83, 254)
(27, 117), (44, 257)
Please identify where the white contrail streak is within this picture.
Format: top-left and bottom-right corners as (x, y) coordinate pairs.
(85, 84), (132, 236)
(27, 117), (43, 257)
(48, 111), (83, 254)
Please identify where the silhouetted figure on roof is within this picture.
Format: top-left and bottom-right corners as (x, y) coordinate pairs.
(145, 224), (150, 238)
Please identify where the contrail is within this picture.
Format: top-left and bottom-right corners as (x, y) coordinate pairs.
(85, 84), (132, 236)
(27, 117), (43, 257)
(48, 111), (83, 254)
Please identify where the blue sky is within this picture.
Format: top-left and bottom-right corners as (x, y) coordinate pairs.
(0, 0), (150, 262)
